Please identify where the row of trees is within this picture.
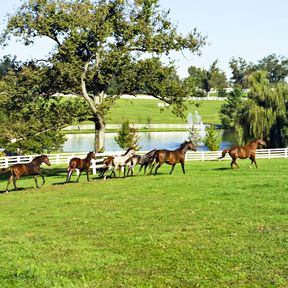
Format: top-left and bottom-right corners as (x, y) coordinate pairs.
(184, 54), (288, 96)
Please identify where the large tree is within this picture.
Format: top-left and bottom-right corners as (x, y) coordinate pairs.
(220, 71), (288, 147)
(1, 0), (205, 152)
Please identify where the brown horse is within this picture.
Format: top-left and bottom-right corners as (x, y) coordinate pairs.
(150, 140), (196, 175)
(66, 151), (96, 182)
(219, 138), (266, 168)
(1, 155), (51, 193)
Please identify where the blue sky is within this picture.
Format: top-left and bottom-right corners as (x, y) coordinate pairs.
(1, 0), (288, 78)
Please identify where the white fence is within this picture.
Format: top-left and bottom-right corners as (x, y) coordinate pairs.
(63, 123), (208, 130)
(0, 148), (287, 175)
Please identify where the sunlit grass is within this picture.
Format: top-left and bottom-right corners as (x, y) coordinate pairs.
(0, 159), (287, 287)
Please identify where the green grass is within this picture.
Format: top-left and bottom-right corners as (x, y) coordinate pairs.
(100, 99), (223, 125)
(0, 159), (287, 287)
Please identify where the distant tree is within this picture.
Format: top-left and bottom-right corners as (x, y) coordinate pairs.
(219, 88), (245, 130)
(255, 54), (288, 83)
(226, 71), (288, 147)
(186, 60), (227, 95)
(229, 57), (253, 89)
(114, 120), (140, 150)
(188, 125), (202, 147)
(206, 60), (227, 93)
(204, 125), (220, 151)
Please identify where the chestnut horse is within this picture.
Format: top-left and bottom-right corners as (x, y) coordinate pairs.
(66, 151), (96, 182)
(150, 140), (196, 175)
(219, 138), (266, 168)
(1, 155), (51, 193)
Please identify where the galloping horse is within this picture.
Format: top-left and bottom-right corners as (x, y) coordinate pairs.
(125, 149), (156, 176)
(66, 151), (96, 182)
(1, 155), (51, 193)
(219, 138), (266, 168)
(150, 140), (196, 175)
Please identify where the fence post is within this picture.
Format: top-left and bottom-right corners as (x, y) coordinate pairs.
(5, 157), (8, 167)
(202, 152), (204, 161)
(268, 149), (271, 159)
(285, 148), (287, 158)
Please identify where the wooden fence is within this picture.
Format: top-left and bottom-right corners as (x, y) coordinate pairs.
(0, 148), (287, 175)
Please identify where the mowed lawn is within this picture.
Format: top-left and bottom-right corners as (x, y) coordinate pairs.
(104, 99), (223, 124)
(0, 158), (287, 287)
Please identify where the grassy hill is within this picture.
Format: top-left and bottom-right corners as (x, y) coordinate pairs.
(0, 158), (287, 287)
(83, 99), (223, 125)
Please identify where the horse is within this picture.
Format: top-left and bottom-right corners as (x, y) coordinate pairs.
(66, 151), (96, 182)
(0, 155), (51, 193)
(150, 140), (196, 175)
(102, 148), (135, 180)
(125, 149), (156, 176)
(98, 156), (115, 179)
(218, 138), (266, 168)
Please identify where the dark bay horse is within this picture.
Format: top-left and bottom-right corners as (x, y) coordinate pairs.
(66, 151), (96, 182)
(1, 155), (51, 193)
(150, 140), (196, 175)
(219, 138), (266, 168)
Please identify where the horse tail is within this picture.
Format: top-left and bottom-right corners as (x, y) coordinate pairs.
(0, 167), (11, 173)
(218, 149), (230, 159)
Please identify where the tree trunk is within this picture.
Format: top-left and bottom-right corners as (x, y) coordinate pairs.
(94, 112), (105, 152)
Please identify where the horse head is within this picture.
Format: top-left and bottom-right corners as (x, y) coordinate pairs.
(186, 140), (197, 152)
(42, 155), (51, 166)
(255, 138), (266, 147)
(88, 151), (96, 160)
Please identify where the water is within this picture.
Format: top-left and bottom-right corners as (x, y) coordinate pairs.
(63, 130), (237, 152)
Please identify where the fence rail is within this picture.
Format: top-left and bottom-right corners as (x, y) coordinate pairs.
(0, 148), (287, 175)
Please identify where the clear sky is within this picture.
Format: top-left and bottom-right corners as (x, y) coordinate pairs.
(1, 0), (288, 78)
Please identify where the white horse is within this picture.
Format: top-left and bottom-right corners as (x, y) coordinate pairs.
(103, 148), (135, 180)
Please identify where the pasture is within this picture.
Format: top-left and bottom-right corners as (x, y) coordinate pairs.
(103, 99), (223, 125)
(0, 159), (287, 287)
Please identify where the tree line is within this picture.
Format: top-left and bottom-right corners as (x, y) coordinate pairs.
(0, 0), (287, 154)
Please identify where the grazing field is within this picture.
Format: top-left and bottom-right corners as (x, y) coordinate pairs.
(102, 99), (223, 125)
(0, 159), (287, 287)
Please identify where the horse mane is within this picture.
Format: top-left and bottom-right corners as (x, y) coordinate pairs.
(32, 155), (46, 162)
(179, 141), (190, 149)
(123, 147), (133, 155)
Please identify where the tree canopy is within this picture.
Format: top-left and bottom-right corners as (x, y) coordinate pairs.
(1, 0), (206, 152)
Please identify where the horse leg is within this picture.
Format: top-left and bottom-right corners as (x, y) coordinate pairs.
(33, 176), (40, 188)
(40, 175), (45, 186)
(86, 168), (90, 181)
(249, 156), (258, 168)
(169, 164), (176, 175)
(76, 171), (82, 182)
(181, 162), (185, 174)
(5, 175), (14, 193)
(231, 159), (239, 169)
(154, 162), (163, 175)
(66, 169), (73, 182)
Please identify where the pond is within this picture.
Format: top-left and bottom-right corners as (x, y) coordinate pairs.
(63, 130), (238, 152)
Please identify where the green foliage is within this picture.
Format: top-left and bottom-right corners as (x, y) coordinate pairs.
(221, 72), (288, 147)
(219, 88), (245, 129)
(0, 62), (89, 154)
(114, 120), (140, 150)
(1, 0), (206, 151)
(204, 125), (220, 151)
(188, 125), (201, 147)
(185, 60), (228, 94)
